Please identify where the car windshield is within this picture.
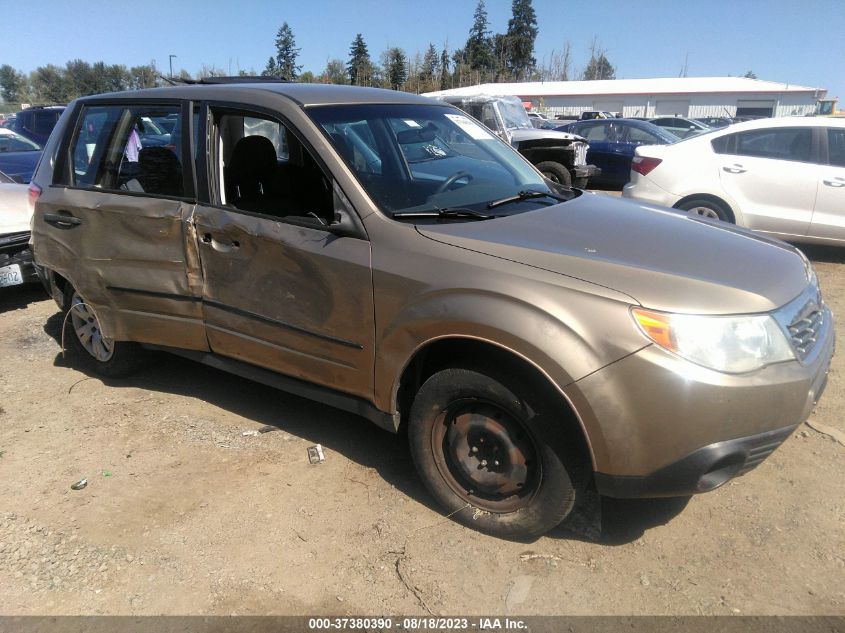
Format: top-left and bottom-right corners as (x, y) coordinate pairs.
(498, 99), (533, 131)
(308, 103), (572, 218)
(0, 130), (41, 152)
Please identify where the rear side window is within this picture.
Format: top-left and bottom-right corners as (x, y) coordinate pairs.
(711, 134), (731, 154)
(734, 128), (812, 163)
(70, 104), (185, 197)
(828, 129), (845, 167)
(627, 126), (660, 143)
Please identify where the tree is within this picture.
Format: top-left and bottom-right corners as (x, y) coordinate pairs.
(299, 71), (316, 83)
(64, 59), (96, 98)
(274, 22), (301, 81)
(582, 40), (615, 81)
(0, 65), (25, 103)
(348, 33), (373, 86)
(128, 64), (158, 90)
(322, 59), (347, 84)
(30, 65), (66, 103)
(262, 56), (278, 77)
(505, 0), (538, 81)
(386, 48), (408, 91)
(465, 0), (494, 75)
(420, 44), (439, 82)
(439, 46), (451, 90)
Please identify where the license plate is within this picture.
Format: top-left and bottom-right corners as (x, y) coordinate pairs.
(0, 264), (23, 288)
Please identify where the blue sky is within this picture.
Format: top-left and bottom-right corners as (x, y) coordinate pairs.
(3, 0), (843, 101)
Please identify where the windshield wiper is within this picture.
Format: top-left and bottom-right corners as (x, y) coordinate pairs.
(392, 206), (494, 221)
(487, 190), (570, 210)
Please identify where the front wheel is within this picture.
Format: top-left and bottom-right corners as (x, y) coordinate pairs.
(534, 161), (573, 188)
(408, 368), (580, 539)
(63, 286), (147, 378)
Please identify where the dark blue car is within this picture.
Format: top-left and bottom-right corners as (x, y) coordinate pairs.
(555, 119), (678, 188)
(0, 129), (42, 183)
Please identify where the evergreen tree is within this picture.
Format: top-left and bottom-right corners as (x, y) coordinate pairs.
(505, 0), (538, 81)
(439, 46), (450, 90)
(420, 44), (439, 81)
(262, 56), (278, 77)
(30, 64), (67, 103)
(582, 52), (615, 80)
(465, 0), (494, 74)
(274, 22), (301, 80)
(387, 48), (408, 91)
(348, 33), (373, 86)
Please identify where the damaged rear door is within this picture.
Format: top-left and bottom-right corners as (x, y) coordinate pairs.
(35, 100), (207, 350)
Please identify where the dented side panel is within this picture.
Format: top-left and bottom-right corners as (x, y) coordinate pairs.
(32, 186), (208, 350)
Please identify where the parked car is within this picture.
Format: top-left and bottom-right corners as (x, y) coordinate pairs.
(0, 178), (37, 288)
(555, 119), (678, 188)
(694, 117), (733, 129)
(623, 117), (845, 245)
(10, 105), (65, 145)
(31, 83), (833, 539)
(0, 128), (43, 183)
(432, 94), (600, 187)
(649, 116), (712, 139)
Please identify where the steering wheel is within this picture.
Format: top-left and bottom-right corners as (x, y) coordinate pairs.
(435, 170), (474, 194)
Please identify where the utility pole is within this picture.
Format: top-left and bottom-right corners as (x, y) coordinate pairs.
(169, 54), (177, 79)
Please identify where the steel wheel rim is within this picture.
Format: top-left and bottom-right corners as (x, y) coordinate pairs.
(430, 398), (540, 513)
(687, 206), (721, 220)
(69, 293), (114, 362)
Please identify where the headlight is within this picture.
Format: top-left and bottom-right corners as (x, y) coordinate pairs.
(632, 308), (795, 373)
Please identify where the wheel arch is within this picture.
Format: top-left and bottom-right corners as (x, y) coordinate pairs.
(673, 193), (738, 224)
(393, 335), (597, 471)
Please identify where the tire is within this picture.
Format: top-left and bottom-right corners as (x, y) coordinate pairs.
(62, 285), (147, 378)
(534, 161), (572, 188)
(408, 367), (581, 539)
(676, 197), (733, 223)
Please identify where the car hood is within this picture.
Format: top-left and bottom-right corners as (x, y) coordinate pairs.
(509, 128), (584, 144)
(0, 182), (32, 234)
(417, 194), (809, 314)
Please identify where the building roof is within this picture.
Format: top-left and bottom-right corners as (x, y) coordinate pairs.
(424, 77), (826, 99)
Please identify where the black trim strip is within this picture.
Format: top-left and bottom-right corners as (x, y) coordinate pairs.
(105, 286), (363, 350)
(142, 345), (398, 432)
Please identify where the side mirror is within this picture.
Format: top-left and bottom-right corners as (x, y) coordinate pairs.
(328, 208), (360, 238)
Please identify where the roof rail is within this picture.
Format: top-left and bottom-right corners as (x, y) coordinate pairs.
(160, 75), (290, 86)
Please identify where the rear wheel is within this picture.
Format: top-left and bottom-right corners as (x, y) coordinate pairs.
(676, 197), (733, 222)
(63, 286), (147, 377)
(535, 161), (572, 188)
(408, 367), (581, 539)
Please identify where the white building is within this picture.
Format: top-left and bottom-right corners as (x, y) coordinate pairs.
(425, 77), (827, 119)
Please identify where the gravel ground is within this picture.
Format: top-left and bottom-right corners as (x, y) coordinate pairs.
(0, 244), (843, 616)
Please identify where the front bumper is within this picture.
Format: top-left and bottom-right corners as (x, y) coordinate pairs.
(565, 302), (834, 498)
(573, 164), (601, 188)
(0, 231), (38, 286)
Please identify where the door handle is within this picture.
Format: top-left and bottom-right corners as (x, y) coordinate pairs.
(822, 178), (845, 187)
(43, 212), (82, 228)
(202, 233), (240, 252)
(722, 164), (747, 174)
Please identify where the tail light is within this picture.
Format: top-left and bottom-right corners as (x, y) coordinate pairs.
(28, 183), (42, 212)
(631, 156), (663, 176)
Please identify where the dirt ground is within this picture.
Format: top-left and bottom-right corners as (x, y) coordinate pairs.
(0, 244), (843, 617)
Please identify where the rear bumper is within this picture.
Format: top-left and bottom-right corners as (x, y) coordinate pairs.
(0, 231), (38, 284)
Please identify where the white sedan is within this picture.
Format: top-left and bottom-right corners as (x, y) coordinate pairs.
(622, 117), (845, 246)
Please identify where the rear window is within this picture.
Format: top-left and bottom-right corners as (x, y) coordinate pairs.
(70, 104), (185, 197)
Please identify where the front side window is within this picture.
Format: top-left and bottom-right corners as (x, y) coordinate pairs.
(70, 104), (184, 197)
(214, 109), (333, 222)
(309, 103), (569, 218)
(828, 129), (845, 167)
